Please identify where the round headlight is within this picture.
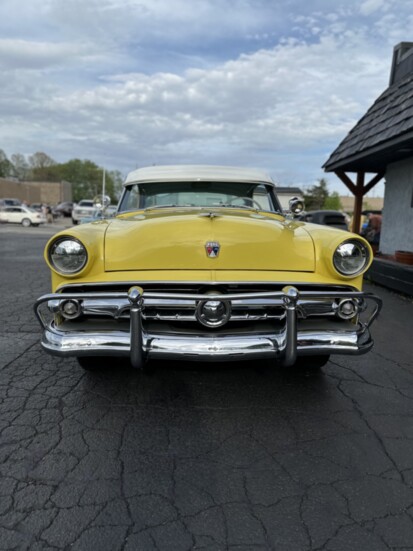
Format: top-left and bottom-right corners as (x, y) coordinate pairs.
(333, 240), (370, 276)
(49, 238), (88, 274)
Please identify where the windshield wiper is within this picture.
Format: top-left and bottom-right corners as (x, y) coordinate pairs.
(144, 204), (177, 211)
(144, 203), (261, 212)
(219, 204), (257, 211)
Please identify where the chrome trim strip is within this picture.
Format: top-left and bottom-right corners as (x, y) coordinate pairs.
(35, 290), (379, 313)
(56, 281), (359, 292)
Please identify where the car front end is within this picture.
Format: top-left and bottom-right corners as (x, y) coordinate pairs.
(35, 166), (382, 370)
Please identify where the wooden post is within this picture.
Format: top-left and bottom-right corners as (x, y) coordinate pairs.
(352, 172), (365, 233)
(334, 170), (384, 234)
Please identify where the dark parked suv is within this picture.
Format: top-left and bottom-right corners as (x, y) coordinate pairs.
(52, 202), (74, 217)
(297, 210), (348, 230)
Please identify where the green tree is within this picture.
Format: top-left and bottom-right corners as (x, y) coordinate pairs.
(303, 178), (343, 211)
(59, 159), (120, 203)
(28, 151), (56, 168)
(107, 169), (124, 201)
(323, 191), (342, 210)
(58, 159), (101, 201)
(3, 148), (123, 203)
(303, 178), (329, 210)
(11, 153), (29, 180)
(0, 149), (14, 178)
(28, 152), (58, 181)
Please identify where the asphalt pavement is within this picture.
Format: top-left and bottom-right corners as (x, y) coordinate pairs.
(1, 223), (413, 550)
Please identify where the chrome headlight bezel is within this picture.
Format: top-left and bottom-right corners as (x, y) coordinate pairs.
(48, 237), (88, 275)
(333, 239), (370, 277)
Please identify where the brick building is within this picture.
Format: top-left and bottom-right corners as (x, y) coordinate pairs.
(0, 178), (72, 205)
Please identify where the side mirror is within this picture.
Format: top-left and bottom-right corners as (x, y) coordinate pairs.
(288, 197), (304, 215)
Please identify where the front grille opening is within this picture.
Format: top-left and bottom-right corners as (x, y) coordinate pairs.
(56, 282), (360, 332)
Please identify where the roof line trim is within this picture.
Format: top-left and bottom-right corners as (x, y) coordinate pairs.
(323, 129), (413, 172)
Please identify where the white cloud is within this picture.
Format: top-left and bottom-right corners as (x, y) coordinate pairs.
(0, 0), (412, 194)
(0, 39), (99, 70)
(6, 35), (385, 176)
(359, 0), (386, 16)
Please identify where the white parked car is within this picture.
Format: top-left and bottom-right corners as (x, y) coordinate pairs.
(71, 200), (95, 224)
(79, 205), (117, 224)
(0, 205), (46, 227)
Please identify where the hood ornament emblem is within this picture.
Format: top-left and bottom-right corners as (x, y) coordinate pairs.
(199, 211), (221, 219)
(205, 241), (220, 258)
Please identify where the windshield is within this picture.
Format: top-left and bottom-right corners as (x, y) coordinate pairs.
(119, 181), (281, 213)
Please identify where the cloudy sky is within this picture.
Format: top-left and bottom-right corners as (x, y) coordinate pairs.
(1, 0), (412, 195)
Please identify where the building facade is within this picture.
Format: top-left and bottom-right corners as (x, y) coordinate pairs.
(381, 159), (413, 253)
(0, 178), (72, 205)
(324, 42), (413, 256)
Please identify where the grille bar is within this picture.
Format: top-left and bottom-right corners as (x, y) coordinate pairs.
(35, 288), (382, 330)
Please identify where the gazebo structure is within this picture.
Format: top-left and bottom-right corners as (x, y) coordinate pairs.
(323, 42), (413, 259)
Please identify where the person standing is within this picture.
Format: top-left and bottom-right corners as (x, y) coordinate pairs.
(366, 212), (382, 254)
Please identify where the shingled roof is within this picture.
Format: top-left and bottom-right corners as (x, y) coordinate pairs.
(324, 42), (413, 173)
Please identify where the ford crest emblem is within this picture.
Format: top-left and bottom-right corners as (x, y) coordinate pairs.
(205, 241), (220, 258)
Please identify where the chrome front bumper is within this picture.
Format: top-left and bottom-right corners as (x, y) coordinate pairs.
(35, 286), (382, 368)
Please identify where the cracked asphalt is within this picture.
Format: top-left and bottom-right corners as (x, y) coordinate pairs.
(1, 224), (413, 550)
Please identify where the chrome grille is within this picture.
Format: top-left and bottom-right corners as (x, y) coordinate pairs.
(49, 282), (363, 327)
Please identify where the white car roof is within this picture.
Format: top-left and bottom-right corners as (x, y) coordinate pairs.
(124, 165), (275, 186)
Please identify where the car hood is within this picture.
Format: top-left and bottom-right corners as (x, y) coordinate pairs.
(104, 209), (315, 272)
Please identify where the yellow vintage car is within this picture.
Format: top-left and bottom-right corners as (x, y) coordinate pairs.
(35, 165), (382, 371)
